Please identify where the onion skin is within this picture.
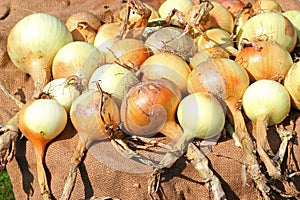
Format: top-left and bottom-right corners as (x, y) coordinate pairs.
(52, 41), (105, 83)
(7, 12), (73, 97)
(235, 40), (293, 82)
(66, 11), (101, 44)
(284, 62), (300, 110)
(140, 52), (191, 96)
(220, 0), (245, 18)
(120, 79), (181, 138)
(105, 38), (152, 69)
(236, 12), (297, 52)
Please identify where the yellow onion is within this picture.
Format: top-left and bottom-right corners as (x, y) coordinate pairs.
(52, 41), (105, 85)
(42, 77), (83, 113)
(7, 12), (73, 97)
(284, 62), (300, 110)
(105, 38), (152, 69)
(88, 63), (139, 107)
(235, 40), (293, 82)
(93, 22), (121, 55)
(144, 26), (197, 62)
(252, 0), (282, 13)
(120, 79), (181, 138)
(197, 28), (237, 56)
(236, 11), (297, 52)
(65, 11), (101, 44)
(18, 98), (67, 199)
(158, 0), (194, 25)
(283, 10), (300, 37)
(242, 79), (291, 178)
(140, 52), (191, 96)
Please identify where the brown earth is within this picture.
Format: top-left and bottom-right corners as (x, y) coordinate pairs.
(0, 0), (300, 199)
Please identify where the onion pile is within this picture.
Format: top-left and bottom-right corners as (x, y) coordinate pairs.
(2, 0), (300, 200)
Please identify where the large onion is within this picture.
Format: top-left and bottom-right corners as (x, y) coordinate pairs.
(7, 12), (73, 97)
(236, 11), (297, 52)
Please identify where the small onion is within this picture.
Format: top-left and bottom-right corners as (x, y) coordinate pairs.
(242, 79), (291, 178)
(120, 79), (182, 138)
(144, 26), (197, 62)
(140, 52), (191, 96)
(18, 98), (67, 199)
(235, 40), (293, 82)
(88, 63), (139, 107)
(220, 0), (245, 18)
(236, 11), (297, 52)
(65, 11), (101, 44)
(93, 22), (121, 55)
(42, 77), (83, 113)
(52, 41), (105, 84)
(284, 62), (300, 110)
(7, 12), (73, 97)
(105, 38), (152, 69)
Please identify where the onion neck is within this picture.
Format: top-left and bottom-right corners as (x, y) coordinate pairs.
(255, 113), (281, 178)
(33, 142), (52, 200)
(27, 58), (51, 98)
(160, 120), (183, 140)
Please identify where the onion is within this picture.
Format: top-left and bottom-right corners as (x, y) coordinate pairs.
(235, 40), (293, 82)
(283, 10), (300, 37)
(158, 0), (194, 24)
(65, 11), (101, 44)
(120, 79), (182, 138)
(105, 38), (152, 69)
(42, 77), (84, 113)
(88, 63), (139, 107)
(186, 58), (270, 193)
(18, 98), (68, 199)
(93, 22), (121, 55)
(242, 79), (291, 178)
(7, 12), (73, 97)
(252, 0), (282, 13)
(196, 28), (238, 56)
(144, 26), (197, 62)
(284, 62), (300, 110)
(52, 41), (105, 85)
(140, 52), (191, 96)
(236, 11), (297, 52)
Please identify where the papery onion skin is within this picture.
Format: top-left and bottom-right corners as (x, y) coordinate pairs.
(236, 12), (297, 52)
(88, 63), (139, 107)
(52, 41), (105, 83)
(105, 38), (152, 69)
(66, 11), (101, 44)
(7, 12), (73, 97)
(140, 52), (191, 96)
(283, 10), (300, 37)
(158, 0), (194, 23)
(120, 79), (181, 137)
(235, 40), (293, 82)
(144, 26), (197, 62)
(284, 62), (300, 110)
(242, 79), (291, 126)
(18, 99), (68, 144)
(220, 0), (245, 18)
(177, 92), (225, 139)
(252, 0), (282, 13)
(187, 58), (249, 103)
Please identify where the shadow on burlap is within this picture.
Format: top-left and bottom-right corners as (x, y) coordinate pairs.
(0, 0), (300, 199)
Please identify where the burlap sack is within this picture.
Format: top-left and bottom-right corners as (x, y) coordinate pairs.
(1, 0), (300, 199)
